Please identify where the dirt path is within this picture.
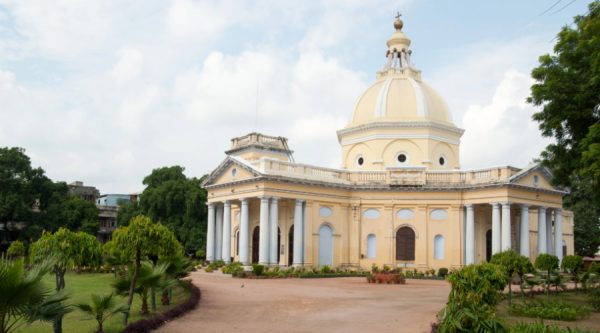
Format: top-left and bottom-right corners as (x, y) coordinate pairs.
(157, 271), (450, 333)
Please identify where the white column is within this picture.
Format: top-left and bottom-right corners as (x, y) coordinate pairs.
(222, 201), (231, 264)
(501, 202), (511, 251)
(293, 199), (304, 266)
(554, 209), (563, 262)
(269, 197), (279, 265)
(215, 204), (223, 260)
(302, 201), (307, 264)
(491, 202), (501, 255)
(520, 204), (530, 257)
(546, 210), (554, 255)
(239, 199), (250, 265)
(258, 197), (270, 265)
(538, 207), (547, 254)
(206, 203), (215, 262)
(465, 204), (475, 265)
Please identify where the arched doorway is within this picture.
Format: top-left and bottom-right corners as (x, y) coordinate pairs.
(252, 226), (260, 263)
(318, 225), (333, 267)
(288, 225), (294, 266)
(277, 227), (281, 263)
(395, 227), (415, 261)
(235, 230), (240, 256)
(486, 230), (492, 262)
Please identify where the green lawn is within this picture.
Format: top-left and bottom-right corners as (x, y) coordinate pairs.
(497, 291), (600, 331)
(16, 272), (189, 333)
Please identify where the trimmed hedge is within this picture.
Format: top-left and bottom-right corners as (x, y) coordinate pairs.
(121, 281), (201, 333)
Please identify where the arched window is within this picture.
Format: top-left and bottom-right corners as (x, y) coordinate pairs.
(318, 225), (333, 267)
(434, 235), (444, 260)
(396, 227), (415, 261)
(366, 234), (377, 259)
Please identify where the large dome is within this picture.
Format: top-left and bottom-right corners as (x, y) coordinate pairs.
(351, 75), (453, 126)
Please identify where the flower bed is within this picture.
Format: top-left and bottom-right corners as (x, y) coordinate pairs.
(366, 272), (406, 284)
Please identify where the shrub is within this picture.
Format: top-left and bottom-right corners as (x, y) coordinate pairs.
(535, 254), (559, 294)
(510, 322), (594, 333)
(437, 267), (449, 278)
(371, 263), (379, 273)
(321, 265), (332, 274)
(588, 262), (600, 274)
(588, 287), (600, 311)
(195, 248), (206, 260)
(222, 262), (243, 275)
(509, 299), (591, 321)
(204, 266), (214, 273)
(252, 264), (265, 276)
(6, 240), (26, 259)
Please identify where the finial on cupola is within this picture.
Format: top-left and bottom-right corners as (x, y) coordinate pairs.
(394, 12), (403, 31)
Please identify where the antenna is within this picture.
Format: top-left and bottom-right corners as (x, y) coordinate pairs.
(254, 80), (259, 132)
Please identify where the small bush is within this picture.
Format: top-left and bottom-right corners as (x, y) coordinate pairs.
(7, 240), (26, 258)
(222, 262), (243, 275)
(437, 267), (448, 278)
(371, 263), (379, 273)
(204, 266), (214, 273)
(509, 300), (591, 321)
(589, 262), (600, 274)
(510, 321), (594, 333)
(588, 287), (600, 311)
(252, 264), (265, 276)
(320, 265), (332, 274)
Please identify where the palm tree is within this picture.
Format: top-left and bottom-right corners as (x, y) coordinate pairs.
(160, 256), (193, 305)
(0, 256), (71, 333)
(75, 294), (129, 333)
(112, 262), (170, 315)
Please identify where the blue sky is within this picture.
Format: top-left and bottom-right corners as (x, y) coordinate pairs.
(0, 0), (592, 193)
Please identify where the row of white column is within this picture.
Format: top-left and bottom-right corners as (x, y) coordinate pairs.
(206, 198), (306, 266)
(465, 203), (563, 265)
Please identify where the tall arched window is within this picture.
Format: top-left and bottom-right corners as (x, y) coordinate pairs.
(434, 235), (444, 260)
(366, 234), (376, 259)
(396, 227), (415, 261)
(318, 225), (333, 267)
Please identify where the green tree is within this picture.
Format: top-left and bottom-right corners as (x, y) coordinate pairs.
(527, 1), (600, 256)
(438, 263), (508, 332)
(0, 256), (71, 333)
(29, 228), (102, 333)
(561, 255), (584, 290)
(138, 166), (207, 255)
(75, 293), (129, 333)
(111, 215), (181, 324)
(115, 201), (141, 228)
(113, 262), (171, 315)
(490, 250), (533, 306)
(535, 253), (560, 295)
(6, 241), (26, 259)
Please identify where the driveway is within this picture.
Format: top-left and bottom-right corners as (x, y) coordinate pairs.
(157, 271), (450, 333)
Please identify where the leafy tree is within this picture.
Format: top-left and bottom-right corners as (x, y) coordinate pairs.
(113, 262), (171, 315)
(490, 250), (533, 305)
(75, 293), (129, 333)
(0, 256), (71, 333)
(535, 254), (560, 295)
(115, 201), (141, 228)
(561, 255), (584, 290)
(43, 195), (99, 235)
(527, 1), (600, 256)
(438, 263), (508, 332)
(29, 228), (102, 333)
(6, 241), (26, 259)
(111, 215), (181, 324)
(138, 167), (207, 255)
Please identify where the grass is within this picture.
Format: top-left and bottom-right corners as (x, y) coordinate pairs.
(15, 272), (189, 333)
(497, 291), (600, 332)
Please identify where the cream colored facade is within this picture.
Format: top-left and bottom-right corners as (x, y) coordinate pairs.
(202, 17), (574, 271)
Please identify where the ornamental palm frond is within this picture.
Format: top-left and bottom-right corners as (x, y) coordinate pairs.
(75, 293), (129, 333)
(0, 256), (71, 333)
(112, 262), (170, 315)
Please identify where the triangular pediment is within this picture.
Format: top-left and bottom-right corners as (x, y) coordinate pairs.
(509, 164), (557, 191)
(202, 156), (261, 187)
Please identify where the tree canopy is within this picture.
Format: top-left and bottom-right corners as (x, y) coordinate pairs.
(528, 1), (600, 256)
(133, 166), (207, 255)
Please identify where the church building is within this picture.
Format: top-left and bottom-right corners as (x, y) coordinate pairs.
(202, 17), (574, 271)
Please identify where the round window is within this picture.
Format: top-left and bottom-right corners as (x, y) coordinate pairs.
(439, 157), (445, 166)
(397, 154), (407, 163)
(232, 168), (237, 176)
(357, 157), (364, 166)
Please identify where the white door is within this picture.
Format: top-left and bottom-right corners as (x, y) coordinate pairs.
(318, 225), (333, 267)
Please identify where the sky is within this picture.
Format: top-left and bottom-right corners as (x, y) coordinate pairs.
(0, 0), (592, 193)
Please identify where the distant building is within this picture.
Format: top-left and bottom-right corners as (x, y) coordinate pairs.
(97, 206), (118, 243)
(96, 194), (131, 207)
(68, 181), (100, 203)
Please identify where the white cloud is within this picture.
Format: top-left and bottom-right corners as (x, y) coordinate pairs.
(460, 69), (551, 169)
(111, 48), (144, 83)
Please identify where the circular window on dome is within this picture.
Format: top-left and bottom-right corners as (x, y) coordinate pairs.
(439, 157), (445, 166)
(396, 153), (408, 164)
(356, 156), (365, 167)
